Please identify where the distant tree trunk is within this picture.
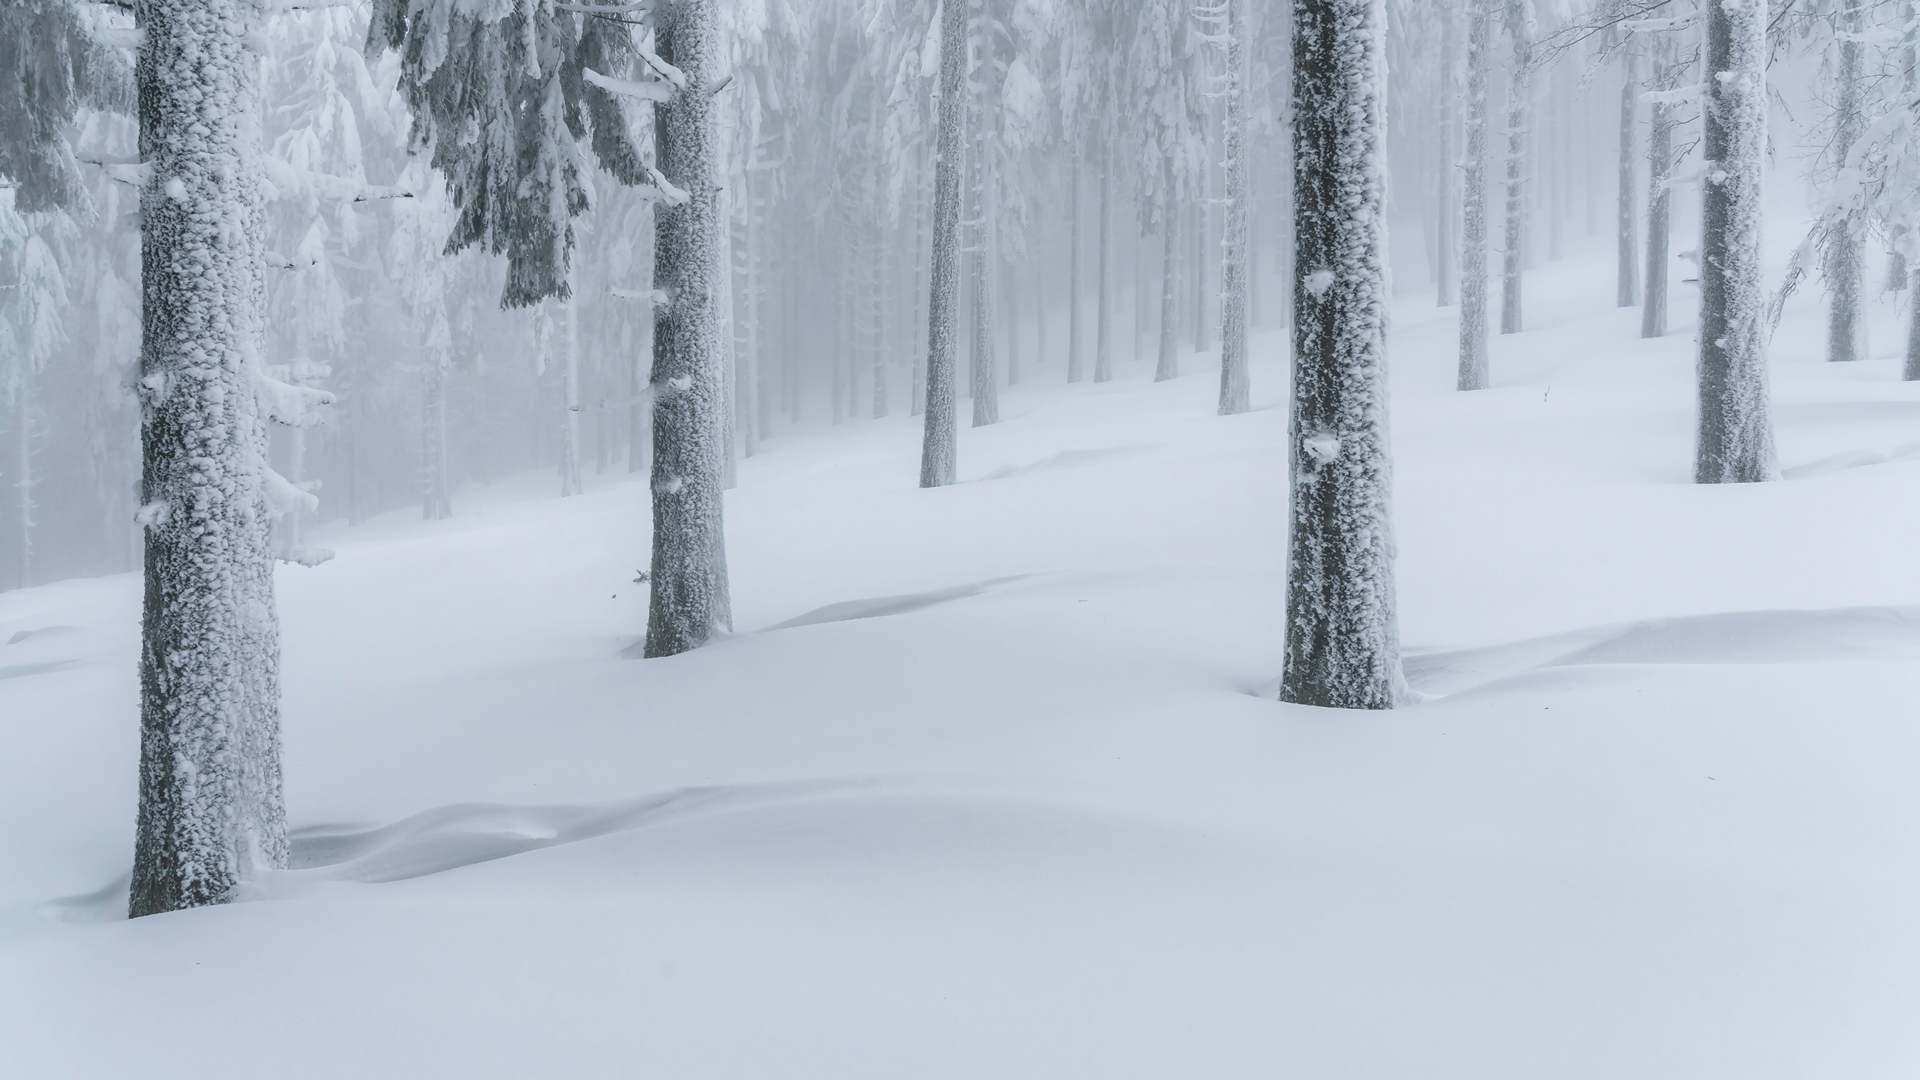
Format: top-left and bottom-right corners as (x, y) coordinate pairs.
(1547, 62), (1565, 262)
(631, 205), (654, 471)
(1904, 1), (1920, 381)
(1192, 189), (1209, 353)
(1218, 0), (1251, 413)
(1500, 0), (1531, 335)
(13, 386), (31, 588)
(1158, 165), (1181, 382)
(971, 89), (999, 426)
(738, 171), (763, 453)
(1095, 154), (1114, 382)
(561, 298), (584, 495)
(1826, 0), (1865, 363)
(1695, 0), (1774, 484)
(1458, 0), (1491, 389)
(1068, 156), (1085, 382)
(1642, 33), (1675, 339)
(423, 360), (451, 518)
(920, 0), (965, 486)
(1284, 0), (1400, 710)
(1034, 246), (1047, 368)
(1004, 262), (1021, 385)
(1617, 41), (1639, 307)
(911, 147), (928, 416)
(871, 224), (889, 418)
(645, 0), (731, 656)
(130, 0), (288, 916)
(1435, 0), (1457, 308)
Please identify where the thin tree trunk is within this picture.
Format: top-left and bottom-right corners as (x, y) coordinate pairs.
(1005, 261), (1021, 385)
(1500, 0), (1531, 335)
(1826, 0), (1865, 363)
(423, 359), (451, 518)
(1158, 164), (1181, 382)
(645, 0), (731, 657)
(14, 387), (30, 589)
(1459, 0), (1491, 389)
(919, 0), (965, 486)
(131, 0), (288, 916)
(1068, 156), (1085, 382)
(1642, 33), (1675, 339)
(562, 298), (583, 496)
(632, 204), (654, 471)
(1218, 0), (1251, 413)
(911, 145), (928, 416)
(971, 76), (999, 426)
(1284, 0), (1399, 709)
(1034, 244), (1047, 368)
(1695, 0), (1774, 483)
(1618, 41), (1640, 306)
(1095, 155), (1113, 382)
(1436, 0), (1458, 308)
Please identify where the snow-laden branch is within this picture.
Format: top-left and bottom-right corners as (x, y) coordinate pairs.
(610, 286), (670, 305)
(638, 165), (690, 206)
(262, 157), (413, 204)
(262, 465), (321, 515)
(264, 251), (317, 271)
(80, 157), (148, 187)
(582, 66), (676, 103)
(254, 359), (335, 428)
(637, 40), (687, 90)
(1642, 84), (1704, 106)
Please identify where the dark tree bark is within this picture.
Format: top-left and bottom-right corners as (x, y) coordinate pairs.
(1283, 0), (1400, 709)
(1695, 0), (1775, 483)
(645, 0), (731, 656)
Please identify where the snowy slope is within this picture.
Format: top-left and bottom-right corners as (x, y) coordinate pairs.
(5, 236), (1920, 1077)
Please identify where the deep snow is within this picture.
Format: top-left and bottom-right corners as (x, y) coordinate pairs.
(5, 229), (1920, 1077)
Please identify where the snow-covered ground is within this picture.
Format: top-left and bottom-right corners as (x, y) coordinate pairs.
(6, 233), (1920, 1078)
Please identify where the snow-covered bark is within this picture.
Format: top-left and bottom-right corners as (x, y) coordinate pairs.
(1617, 42), (1640, 307)
(644, 0), (731, 656)
(1284, 0), (1400, 709)
(1642, 32), (1677, 339)
(1094, 158), (1113, 382)
(1695, 0), (1775, 484)
(1458, 0), (1491, 390)
(1068, 159), (1085, 382)
(1500, 0), (1532, 335)
(911, 150), (928, 416)
(1825, 0), (1866, 364)
(1157, 165), (1181, 381)
(970, 53), (1000, 428)
(920, 0), (966, 487)
(130, 0), (290, 916)
(561, 298), (583, 497)
(1217, 0), (1251, 414)
(1435, 0), (1458, 310)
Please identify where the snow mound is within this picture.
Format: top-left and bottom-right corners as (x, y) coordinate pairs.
(761, 576), (1027, 631)
(977, 446), (1144, 481)
(1404, 605), (1920, 696)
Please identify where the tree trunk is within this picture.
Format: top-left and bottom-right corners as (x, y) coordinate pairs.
(1068, 156), (1085, 383)
(14, 386), (31, 589)
(1034, 245), (1047, 369)
(130, 0), (288, 916)
(631, 205), (654, 472)
(1284, 0), (1400, 710)
(919, 0), (965, 486)
(1192, 188), (1208, 352)
(1435, 0), (1457, 308)
(1158, 164), (1181, 382)
(971, 82), (999, 426)
(1095, 155), (1113, 382)
(1218, 0), (1251, 413)
(1500, 0), (1530, 335)
(561, 299), (583, 496)
(1617, 42), (1639, 307)
(1642, 33), (1676, 339)
(1826, 0), (1865, 364)
(1458, 0), (1491, 389)
(423, 360), (451, 519)
(1005, 261), (1021, 386)
(1695, 0), (1774, 484)
(645, 0), (731, 657)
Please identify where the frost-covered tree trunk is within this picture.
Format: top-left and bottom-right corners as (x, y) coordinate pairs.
(561, 299), (583, 496)
(645, 0), (731, 656)
(1218, 0), (1251, 413)
(1283, 0), (1400, 710)
(13, 388), (31, 588)
(1192, 194), (1209, 353)
(1500, 0), (1532, 335)
(423, 360), (451, 519)
(1157, 165), (1181, 382)
(1095, 156), (1114, 382)
(911, 158), (928, 417)
(1435, 0), (1458, 309)
(631, 205), (655, 473)
(130, 0), (289, 916)
(971, 80), (999, 426)
(1826, 0), (1866, 364)
(1695, 0), (1774, 484)
(1617, 41), (1639, 307)
(920, 0), (966, 487)
(1642, 33), (1676, 339)
(1068, 157), (1085, 382)
(1458, 0), (1491, 390)
(1004, 265), (1021, 385)
(1034, 245), (1047, 367)
(871, 223), (889, 418)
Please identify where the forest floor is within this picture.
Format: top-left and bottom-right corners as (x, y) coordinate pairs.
(6, 235), (1920, 1077)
